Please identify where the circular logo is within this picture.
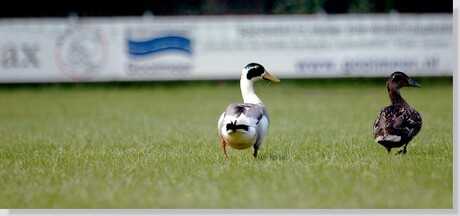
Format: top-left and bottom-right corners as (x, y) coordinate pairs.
(55, 25), (109, 81)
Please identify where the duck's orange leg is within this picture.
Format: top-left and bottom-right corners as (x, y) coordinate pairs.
(221, 138), (228, 158)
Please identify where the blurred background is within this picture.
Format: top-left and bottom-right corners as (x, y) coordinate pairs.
(0, 0), (452, 17)
(0, 0), (453, 83)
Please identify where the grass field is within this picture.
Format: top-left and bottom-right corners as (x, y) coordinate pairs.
(0, 78), (454, 209)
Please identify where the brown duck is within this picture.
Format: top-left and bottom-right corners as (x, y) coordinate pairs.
(373, 71), (422, 155)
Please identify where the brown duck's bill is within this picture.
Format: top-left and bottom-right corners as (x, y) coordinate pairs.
(408, 79), (421, 87)
(263, 72), (281, 83)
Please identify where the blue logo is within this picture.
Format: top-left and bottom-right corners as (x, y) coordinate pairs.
(127, 35), (192, 57)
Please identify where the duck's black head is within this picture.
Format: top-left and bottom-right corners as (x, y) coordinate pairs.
(387, 71), (421, 91)
(242, 63), (280, 83)
(244, 63), (265, 80)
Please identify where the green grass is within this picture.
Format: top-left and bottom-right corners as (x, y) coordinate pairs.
(0, 78), (453, 209)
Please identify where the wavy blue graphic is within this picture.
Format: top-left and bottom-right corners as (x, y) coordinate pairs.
(127, 35), (192, 57)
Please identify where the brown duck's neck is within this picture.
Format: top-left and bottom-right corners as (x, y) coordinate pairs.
(387, 86), (409, 106)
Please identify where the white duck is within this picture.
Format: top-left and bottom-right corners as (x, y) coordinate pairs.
(217, 63), (281, 158)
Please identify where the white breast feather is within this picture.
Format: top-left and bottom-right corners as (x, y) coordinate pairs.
(376, 135), (401, 142)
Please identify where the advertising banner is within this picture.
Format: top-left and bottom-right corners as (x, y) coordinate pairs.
(0, 14), (452, 83)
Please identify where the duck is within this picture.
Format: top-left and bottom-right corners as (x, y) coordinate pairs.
(373, 71), (422, 155)
(217, 63), (281, 158)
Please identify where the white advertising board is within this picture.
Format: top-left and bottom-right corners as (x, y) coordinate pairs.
(0, 14), (452, 83)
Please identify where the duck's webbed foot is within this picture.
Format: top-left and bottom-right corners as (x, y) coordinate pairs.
(395, 144), (408, 155)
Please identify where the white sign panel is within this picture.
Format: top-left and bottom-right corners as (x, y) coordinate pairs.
(0, 14), (452, 83)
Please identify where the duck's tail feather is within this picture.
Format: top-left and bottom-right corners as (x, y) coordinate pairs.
(226, 120), (249, 132)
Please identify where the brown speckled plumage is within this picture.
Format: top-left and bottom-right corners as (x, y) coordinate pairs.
(373, 71), (422, 155)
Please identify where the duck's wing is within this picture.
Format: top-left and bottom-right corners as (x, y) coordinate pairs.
(225, 103), (266, 121)
(218, 111), (226, 137)
(374, 105), (421, 141)
(400, 107), (422, 139)
(373, 107), (388, 138)
(253, 106), (270, 150)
